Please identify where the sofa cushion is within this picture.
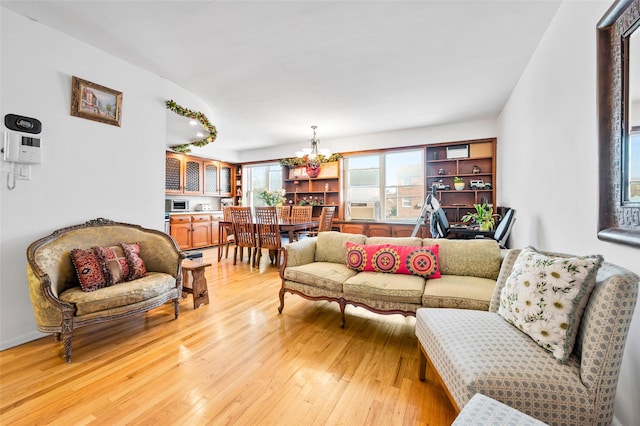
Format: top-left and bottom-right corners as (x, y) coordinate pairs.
(422, 275), (496, 310)
(415, 308), (588, 423)
(422, 238), (501, 280)
(284, 261), (357, 292)
(497, 247), (603, 362)
(365, 236), (423, 246)
(315, 232), (367, 264)
(346, 242), (440, 278)
(59, 272), (176, 316)
(343, 271), (425, 303)
(95, 245), (130, 284)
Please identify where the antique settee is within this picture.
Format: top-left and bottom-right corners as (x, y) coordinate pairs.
(416, 247), (639, 425)
(278, 231), (502, 326)
(26, 218), (184, 362)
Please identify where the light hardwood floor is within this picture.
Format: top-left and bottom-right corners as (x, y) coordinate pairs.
(0, 247), (456, 425)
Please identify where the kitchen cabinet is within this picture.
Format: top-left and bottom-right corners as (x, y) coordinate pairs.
(203, 160), (234, 197)
(338, 221), (424, 237)
(169, 215), (192, 249)
(190, 214), (212, 248)
(169, 214), (218, 249)
(166, 151), (236, 197)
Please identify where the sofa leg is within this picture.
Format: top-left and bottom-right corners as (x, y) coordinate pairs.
(62, 334), (72, 363)
(419, 343), (427, 381)
(174, 298), (180, 319)
(278, 288), (285, 314)
(339, 299), (346, 328)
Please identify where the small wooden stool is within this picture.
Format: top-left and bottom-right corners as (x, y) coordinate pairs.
(181, 258), (212, 309)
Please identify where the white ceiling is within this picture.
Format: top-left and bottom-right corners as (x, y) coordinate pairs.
(1, 0), (561, 153)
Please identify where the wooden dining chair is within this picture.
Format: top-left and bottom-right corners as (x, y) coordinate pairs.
(307, 206), (336, 236)
(218, 206), (235, 261)
(230, 206), (257, 266)
(254, 206), (283, 267)
(291, 205), (313, 240)
(276, 205), (291, 221)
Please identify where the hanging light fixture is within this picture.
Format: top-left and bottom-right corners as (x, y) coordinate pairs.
(294, 125), (330, 179)
(295, 125), (331, 160)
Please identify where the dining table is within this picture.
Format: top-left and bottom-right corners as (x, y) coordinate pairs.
(217, 218), (320, 261)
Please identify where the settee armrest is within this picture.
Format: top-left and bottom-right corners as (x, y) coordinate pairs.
(280, 238), (317, 274)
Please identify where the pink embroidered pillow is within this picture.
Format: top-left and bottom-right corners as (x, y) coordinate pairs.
(121, 242), (147, 280)
(71, 247), (110, 292)
(346, 242), (440, 278)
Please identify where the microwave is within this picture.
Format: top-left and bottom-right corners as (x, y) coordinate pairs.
(165, 199), (189, 212)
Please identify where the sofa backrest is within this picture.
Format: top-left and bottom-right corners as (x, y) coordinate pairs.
(491, 249), (639, 423)
(315, 231), (367, 263)
(423, 238), (501, 280)
(365, 236), (423, 246)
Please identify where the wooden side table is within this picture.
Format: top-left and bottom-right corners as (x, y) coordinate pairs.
(181, 258), (212, 309)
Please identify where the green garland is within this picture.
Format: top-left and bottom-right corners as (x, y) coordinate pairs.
(166, 99), (217, 153)
(279, 153), (341, 167)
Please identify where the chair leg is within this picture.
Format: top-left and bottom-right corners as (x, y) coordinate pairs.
(233, 246), (238, 265)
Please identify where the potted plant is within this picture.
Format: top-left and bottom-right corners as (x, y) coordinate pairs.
(461, 203), (501, 231)
(454, 177), (465, 191)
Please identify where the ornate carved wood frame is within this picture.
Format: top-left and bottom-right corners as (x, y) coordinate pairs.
(597, 0), (640, 247)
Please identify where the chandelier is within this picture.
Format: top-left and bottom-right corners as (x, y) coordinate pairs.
(295, 125), (331, 161)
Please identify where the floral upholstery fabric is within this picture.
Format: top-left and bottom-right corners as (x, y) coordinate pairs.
(497, 247), (603, 362)
(416, 255), (639, 426)
(422, 275), (495, 310)
(343, 271), (425, 303)
(452, 393), (548, 426)
(423, 238), (501, 280)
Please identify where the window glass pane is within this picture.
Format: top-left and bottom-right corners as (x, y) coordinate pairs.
(244, 163), (282, 207)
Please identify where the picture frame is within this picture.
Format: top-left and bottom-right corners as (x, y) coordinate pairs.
(70, 76), (122, 127)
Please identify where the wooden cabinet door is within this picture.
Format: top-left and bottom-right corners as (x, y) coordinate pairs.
(369, 224), (391, 237)
(203, 161), (219, 195)
(341, 223), (367, 235)
(165, 152), (183, 194)
(170, 223), (191, 250)
(211, 219), (220, 246)
(392, 224), (417, 237)
(219, 163), (233, 196)
(183, 157), (203, 194)
(191, 221), (212, 248)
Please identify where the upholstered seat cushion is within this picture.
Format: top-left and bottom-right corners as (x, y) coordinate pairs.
(422, 275), (496, 310)
(453, 393), (548, 426)
(283, 262), (357, 292)
(59, 272), (177, 316)
(415, 308), (590, 423)
(343, 271), (425, 303)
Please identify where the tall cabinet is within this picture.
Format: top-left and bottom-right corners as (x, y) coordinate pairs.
(282, 161), (341, 219)
(425, 138), (496, 223)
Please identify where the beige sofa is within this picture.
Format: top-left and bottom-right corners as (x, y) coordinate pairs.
(278, 231), (502, 326)
(416, 248), (639, 425)
(26, 218), (184, 362)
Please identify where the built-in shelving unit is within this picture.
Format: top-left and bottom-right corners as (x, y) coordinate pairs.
(282, 161), (341, 219)
(425, 138), (496, 223)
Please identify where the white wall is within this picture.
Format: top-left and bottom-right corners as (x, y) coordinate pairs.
(498, 1), (640, 424)
(0, 9), (204, 349)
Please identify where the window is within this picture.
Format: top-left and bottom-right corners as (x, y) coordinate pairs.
(344, 149), (424, 221)
(243, 163), (283, 207)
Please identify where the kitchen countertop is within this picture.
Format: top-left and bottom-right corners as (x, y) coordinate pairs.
(168, 211), (223, 218)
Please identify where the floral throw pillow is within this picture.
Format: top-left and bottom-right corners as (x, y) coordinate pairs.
(498, 246), (603, 362)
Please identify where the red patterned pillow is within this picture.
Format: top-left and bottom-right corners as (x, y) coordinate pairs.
(70, 247), (111, 292)
(95, 245), (130, 284)
(346, 242), (440, 278)
(121, 242), (147, 280)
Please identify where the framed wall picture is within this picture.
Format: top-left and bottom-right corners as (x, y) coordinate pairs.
(70, 76), (122, 127)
